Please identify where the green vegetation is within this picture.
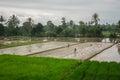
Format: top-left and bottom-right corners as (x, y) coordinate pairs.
(109, 62), (120, 80)
(0, 40), (43, 49)
(66, 61), (120, 80)
(0, 14), (120, 38)
(0, 55), (120, 80)
(0, 55), (78, 80)
(102, 31), (111, 37)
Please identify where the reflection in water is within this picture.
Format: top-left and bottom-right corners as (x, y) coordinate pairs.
(117, 44), (120, 54)
(46, 37), (119, 43)
(91, 44), (120, 62)
(1, 37), (119, 44)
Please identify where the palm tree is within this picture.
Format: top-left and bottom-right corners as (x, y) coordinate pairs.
(0, 16), (5, 24)
(61, 17), (67, 28)
(7, 14), (20, 27)
(27, 17), (33, 25)
(69, 20), (74, 27)
(91, 13), (100, 25)
(79, 21), (84, 25)
(116, 20), (120, 36)
(23, 17), (34, 36)
(117, 20), (120, 28)
(47, 20), (54, 28)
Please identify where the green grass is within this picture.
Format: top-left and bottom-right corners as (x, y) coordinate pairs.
(102, 31), (111, 37)
(66, 60), (91, 80)
(95, 62), (109, 80)
(109, 62), (120, 80)
(83, 61), (99, 80)
(0, 55), (78, 80)
(66, 61), (120, 80)
(0, 55), (120, 80)
(0, 40), (44, 49)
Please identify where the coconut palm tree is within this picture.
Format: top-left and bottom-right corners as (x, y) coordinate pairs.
(7, 14), (20, 27)
(91, 13), (100, 25)
(0, 16), (5, 24)
(23, 17), (34, 36)
(116, 20), (120, 36)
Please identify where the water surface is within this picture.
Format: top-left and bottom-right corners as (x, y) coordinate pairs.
(91, 44), (120, 62)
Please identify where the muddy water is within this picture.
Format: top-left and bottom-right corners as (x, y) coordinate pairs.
(91, 44), (120, 62)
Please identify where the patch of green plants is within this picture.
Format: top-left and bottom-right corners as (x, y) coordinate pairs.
(83, 61), (99, 80)
(66, 61), (120, 80)
(109, 62), (120, 80)
(95, 62), (109, 80)
(0, 40), (43, 49)
(102, 31), (111, 37)
(66, 60), (91, 80)
(0, 55), (120, 80)
(0, 55), (78, 80)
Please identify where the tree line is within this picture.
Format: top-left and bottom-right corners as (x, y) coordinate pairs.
(0, 13), (120, 38)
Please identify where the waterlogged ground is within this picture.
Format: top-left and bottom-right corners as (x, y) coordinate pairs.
(0, 41), (76, 55)
(30, 42), (113, 60)
(91, 44), (120, 62)
(1, 41), (119, 62)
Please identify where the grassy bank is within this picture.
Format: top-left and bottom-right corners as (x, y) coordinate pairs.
(0, 40), (44, 49)
(0, 55), (120, 80)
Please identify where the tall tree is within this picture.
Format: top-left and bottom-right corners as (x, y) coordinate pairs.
(0, 16), (5, 37)
(22, 17), (34, 36)
(69, 20), (74, 28)
(47, 20), (54, 28)
(0, 24), (4, 36)
(6, 14), (20, 36)
(91, 13), (100, 25)
(0, 16), (5, 24)
(79, 21), (84, 26)
(7, 14), (20, 27)
(116, 20), (120, 35)
(54, 27), (63, 35)
(61, 17), (67, 28)
(32, 23), (44, 36)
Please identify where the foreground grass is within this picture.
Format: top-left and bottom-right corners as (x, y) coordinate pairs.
(0, 55), (120, 80)
(0, 40), (44, 49)
(0, 55), (78, 80)
(66, 61), (120, 80)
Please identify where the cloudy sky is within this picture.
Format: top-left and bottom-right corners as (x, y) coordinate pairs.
(0, 0), (120, 25)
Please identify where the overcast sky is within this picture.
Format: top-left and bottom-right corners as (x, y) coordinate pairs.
(0, 0), (120, 25)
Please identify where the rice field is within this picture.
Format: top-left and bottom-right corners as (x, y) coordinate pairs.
(0, 55), (120, 80)
(66, 61), (120, 80)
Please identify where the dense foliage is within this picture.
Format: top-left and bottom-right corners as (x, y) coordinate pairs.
(0, 14), (120, 38)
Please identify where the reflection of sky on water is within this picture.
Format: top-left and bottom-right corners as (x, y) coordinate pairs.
(91, 44), (120, 62)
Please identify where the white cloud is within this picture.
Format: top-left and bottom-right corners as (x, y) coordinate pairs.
(0, 0), (120, 25)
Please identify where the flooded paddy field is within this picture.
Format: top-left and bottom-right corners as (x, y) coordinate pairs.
(30, 42), (113, 60)
(0, 37), (119, 62)
(91, 44), (120, 62)
(0, 41), (77, 55)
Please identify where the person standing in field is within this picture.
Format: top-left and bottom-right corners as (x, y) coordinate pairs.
(74, 48), (77, 56)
